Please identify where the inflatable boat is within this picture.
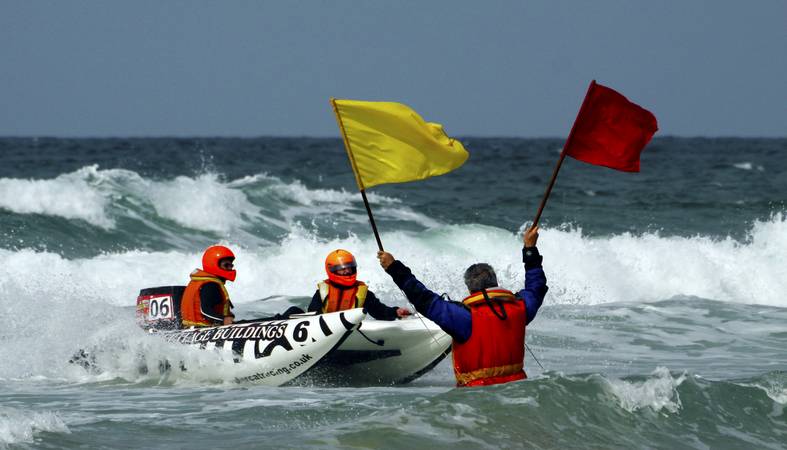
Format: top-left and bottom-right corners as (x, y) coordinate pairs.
(155, 309), (364, 385)
(131, 286), (451, 386)
(300, 313), (452, 385)
(131, 286), (363, 386)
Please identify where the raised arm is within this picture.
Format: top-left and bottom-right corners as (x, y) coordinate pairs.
(378, 251), (471, 342)
(517, 226), (548, 324)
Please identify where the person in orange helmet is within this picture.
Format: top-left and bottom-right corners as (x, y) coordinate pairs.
(180, 245), (237, 328)
(308, 249), (411, 320)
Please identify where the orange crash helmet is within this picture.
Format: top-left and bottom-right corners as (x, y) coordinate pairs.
(325, 249), (357, 286)
(202, 245), (237, 282)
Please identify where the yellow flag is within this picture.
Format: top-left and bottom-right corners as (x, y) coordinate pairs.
(331, 99), (469, 190)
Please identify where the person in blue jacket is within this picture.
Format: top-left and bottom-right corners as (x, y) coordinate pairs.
(377, 226), (548, 386)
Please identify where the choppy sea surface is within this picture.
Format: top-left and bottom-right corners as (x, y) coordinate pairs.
(1, 137), (785, 449)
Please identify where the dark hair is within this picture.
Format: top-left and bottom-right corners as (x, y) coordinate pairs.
(463, 263), (498, 292)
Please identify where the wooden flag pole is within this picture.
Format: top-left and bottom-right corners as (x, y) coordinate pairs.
(330, 98), (385, 251)
(530, 80), (596, 230)
(530, 151), (568, 229)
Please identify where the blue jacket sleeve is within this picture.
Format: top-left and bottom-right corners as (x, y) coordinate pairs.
(517, 246), (548, 324)
(385, 261), (472, 343)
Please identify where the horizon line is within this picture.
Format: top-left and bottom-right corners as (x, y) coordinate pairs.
(1, 134), (785, 140)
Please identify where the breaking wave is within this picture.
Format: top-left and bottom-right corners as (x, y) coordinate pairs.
(0, 406), (69, 448)
(0, 166), (435, 253)
(1, 213), (785, 311)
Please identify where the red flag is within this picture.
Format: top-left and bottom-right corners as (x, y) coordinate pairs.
(564, 80), (658, 172)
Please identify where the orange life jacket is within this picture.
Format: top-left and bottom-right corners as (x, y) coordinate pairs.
(180, 269), (232, 328)
(318, 280), (368, 313)
(452, 288), (527, 387)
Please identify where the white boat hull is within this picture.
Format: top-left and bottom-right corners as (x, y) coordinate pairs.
(302, 313), (452, 385)
(75, 308), (450, 386)
(160, 308), (366, 386)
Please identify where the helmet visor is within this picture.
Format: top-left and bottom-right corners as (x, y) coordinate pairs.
(218, 257), (235, 270)
(328, 261), (357, 275)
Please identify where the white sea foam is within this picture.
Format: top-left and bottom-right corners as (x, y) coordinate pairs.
(0, 406), (69, 447)
(605, 367), (686, 413)
(745, 378), (787, 405)
(541, 213), (787, 306)
(732, 162), (764, 171)
(0, 213), (785, 313)
(0, 263), (260, 383)
(0, 166), (114, 228)
(0, 213), (785, 381)
(0, 166), (428, 239)
(733, 162), (753, 170)
(146, 173), (262, 233)
(769, 389), (787, 404)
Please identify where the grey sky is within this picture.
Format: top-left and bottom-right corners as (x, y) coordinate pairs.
(1, 1), (785, 137)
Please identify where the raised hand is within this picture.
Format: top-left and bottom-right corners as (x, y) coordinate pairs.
(377, 251), (395, 270)
(524, 226), (539, 247)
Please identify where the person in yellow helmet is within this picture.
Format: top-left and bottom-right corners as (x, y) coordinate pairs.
(180, 245), (236, 328)
(308, 249), (411, 320)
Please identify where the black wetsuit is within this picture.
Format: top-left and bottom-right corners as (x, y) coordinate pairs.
(307, 286), (399, 321)
(198, 282), (233, 324)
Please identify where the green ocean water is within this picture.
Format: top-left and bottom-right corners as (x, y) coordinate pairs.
(0, 138), (786, 449)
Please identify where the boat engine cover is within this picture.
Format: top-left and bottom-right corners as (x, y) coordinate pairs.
(136, 286), (185, 330)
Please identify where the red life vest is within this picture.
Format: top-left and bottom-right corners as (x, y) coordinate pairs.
(452, 288), (527, 387)
(180, 270), (232, 327)
(318, 280), (368, 313)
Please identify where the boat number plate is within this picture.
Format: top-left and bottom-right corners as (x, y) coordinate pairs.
(147, 295), (174, 320)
